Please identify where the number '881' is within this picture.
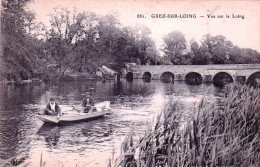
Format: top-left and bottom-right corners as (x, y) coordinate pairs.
(137, 14), (145, 18)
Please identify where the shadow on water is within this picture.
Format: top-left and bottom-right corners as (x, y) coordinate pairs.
(37, 123), (61, 147)
(126, 77), (133, 82)
(185, 80), (202, 85)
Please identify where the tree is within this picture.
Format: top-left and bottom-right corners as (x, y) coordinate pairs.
(162, 31), (187, 64)
(1, 0), (45, 81)
(190, 40), (209, 65)
(93, 14), (124, 71)
(200, 34), (234, 64)
(45, 7), (99, 76)
(66, 11), (99, 72)
(131, 25), (158, 64)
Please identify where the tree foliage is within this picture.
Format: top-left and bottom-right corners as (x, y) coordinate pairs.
(1, 0), (45, 81)
(163, 31), (187, 64)
(163, 32), (260, 65)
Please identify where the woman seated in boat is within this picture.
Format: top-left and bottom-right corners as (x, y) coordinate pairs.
(44, 98), (62, 116)
(81, 93), (96, 113)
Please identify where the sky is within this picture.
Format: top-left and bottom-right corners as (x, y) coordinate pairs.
(28, 0), (260, 53)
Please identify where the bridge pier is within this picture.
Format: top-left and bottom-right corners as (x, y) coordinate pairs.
(175, 74), (184, 81)
(133, 72), (141, 79)
(234, 76), (246, 84)
(202, 75), (213, 83)
(152, 73), (160, 80)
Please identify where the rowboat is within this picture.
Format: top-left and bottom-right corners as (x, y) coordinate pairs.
(37, 101), (110, 124)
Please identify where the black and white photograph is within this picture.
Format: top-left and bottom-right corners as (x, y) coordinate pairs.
(0, 0), (260, 166)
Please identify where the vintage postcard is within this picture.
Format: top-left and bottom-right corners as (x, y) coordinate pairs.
(0, 0), (259, 167)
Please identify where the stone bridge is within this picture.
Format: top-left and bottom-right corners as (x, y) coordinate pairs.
(124, 64), (260, 86)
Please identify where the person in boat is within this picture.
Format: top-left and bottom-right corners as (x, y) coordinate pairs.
(44, 98), (62, 116)
(81, 93), (96, 113)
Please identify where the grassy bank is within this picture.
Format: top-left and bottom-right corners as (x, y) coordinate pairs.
(112, 84), (259, 167)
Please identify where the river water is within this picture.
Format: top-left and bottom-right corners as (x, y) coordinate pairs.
(0, 79), (221, 167)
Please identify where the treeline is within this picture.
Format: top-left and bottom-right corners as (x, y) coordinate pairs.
(1, 0), (260, 81)
(162, 31), (260, 65)
(1, 0), (161, 81)
(43, 8), (161, 77)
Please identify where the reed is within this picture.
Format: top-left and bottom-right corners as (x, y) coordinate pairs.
(115, 84), (260, 167)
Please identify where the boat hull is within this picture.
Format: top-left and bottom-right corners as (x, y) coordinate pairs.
(37, 111), (106, 124)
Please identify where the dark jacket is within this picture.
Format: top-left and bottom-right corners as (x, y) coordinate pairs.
(45, 103), (61, 115)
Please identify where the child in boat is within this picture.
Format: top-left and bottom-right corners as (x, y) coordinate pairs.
(81, 93), (96, 113)
(44, 98), (62, 116)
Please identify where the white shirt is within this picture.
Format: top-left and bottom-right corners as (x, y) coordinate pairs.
(50, 102), (56, 111)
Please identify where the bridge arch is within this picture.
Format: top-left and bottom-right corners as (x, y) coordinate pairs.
(185, 72), (202, 85)
(160, 71), (174, 83)
(126, 72), (133, 81)
(213, 72), (233, 87)
(142, 72), (152, 83)
(246, 71), (260, 87)
(142, 72), (152, 80)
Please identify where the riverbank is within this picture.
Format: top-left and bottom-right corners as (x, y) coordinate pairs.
(58, 72), (96, 81)
(113, 84), (260, 167)
(0, 72), (98, 85)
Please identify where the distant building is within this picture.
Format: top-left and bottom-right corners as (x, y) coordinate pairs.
(96, 65), (118, 80)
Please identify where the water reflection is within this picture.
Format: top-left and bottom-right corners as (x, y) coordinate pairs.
(0, 79), (221, 167)
(37, 123), (61, 147)
(142, 78), (151, 83)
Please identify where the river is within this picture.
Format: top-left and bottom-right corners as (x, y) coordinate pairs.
(0, 79), (221, 167)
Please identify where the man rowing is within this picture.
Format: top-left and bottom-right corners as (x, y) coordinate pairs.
(81, 93), (96, 113)
(44, 98), (62, 116)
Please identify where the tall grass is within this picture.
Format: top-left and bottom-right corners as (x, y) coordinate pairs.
(114, 84), (260, 167)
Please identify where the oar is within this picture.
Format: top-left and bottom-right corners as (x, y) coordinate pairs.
(62, 105), (82, 113)
(72, 105), (84, 112)
(61, 109), (77, 115)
